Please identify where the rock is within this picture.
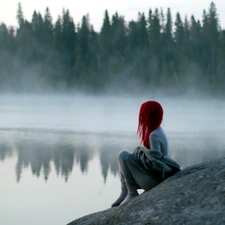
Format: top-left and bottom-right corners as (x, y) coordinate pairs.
(67, 157), (225, 225)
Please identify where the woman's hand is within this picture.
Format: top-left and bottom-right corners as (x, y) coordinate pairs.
(134, 147), (141, 158)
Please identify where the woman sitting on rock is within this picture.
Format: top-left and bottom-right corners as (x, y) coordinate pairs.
(112, 100), (170, 207)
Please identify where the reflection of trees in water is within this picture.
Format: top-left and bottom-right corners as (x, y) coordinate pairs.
(0, 133), (137, 183)
(53, 144), (75, 182)
(75, 144), (94, 174)
(16, 142), (53, 182)
(0, 144), (13, 161)
(53, 143), (94, 180)
(99, 143), (120, 183)
(2, 131), (225, 182)
(12, 135), (128, 182)
(15, 142), (78, 182)
(98, 136), (138, 183)
(14, 140), (95, 182)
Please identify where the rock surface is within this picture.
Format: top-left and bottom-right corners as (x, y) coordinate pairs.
(67, 157), (225, 225)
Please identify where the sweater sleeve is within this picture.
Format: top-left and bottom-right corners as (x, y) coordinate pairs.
(149, 132), (161, 152)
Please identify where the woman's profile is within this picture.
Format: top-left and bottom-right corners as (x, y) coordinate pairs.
(111, 100), (174, 207)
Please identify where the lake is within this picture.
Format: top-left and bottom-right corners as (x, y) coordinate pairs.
(0, 94), (225, 225)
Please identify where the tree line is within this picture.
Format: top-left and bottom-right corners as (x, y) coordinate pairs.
(0, 2), (224, 95)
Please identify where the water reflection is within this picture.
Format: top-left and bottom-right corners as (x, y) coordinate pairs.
(0, 130), (128, 183)
(53, 144), (75, 181)
(16, 142), (74, 182)
(0, 144), (13, 161)
(0, 130), (225, 183)
(13, 138), (98, 182)
(99, 143), (120, 183)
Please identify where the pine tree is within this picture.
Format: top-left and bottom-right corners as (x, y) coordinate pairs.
(165, 8), (173, 44)
(0, 23), (9, 50)
(127, 20), (138, 52)
(216, 30), (225, 95)
(111, 12), (127, 58)
(0, 23), (10, 86)
(54, 16), (62, 51)
(89, 25), (100, 72)
(160, 8), (176, 92)
(62, 9), (76, 58)
(99, 10), (112, 60)
(43, 7), (53, 48)
(76, 15), (91, 84)
(137, 12), (149, 48)
(30, 11), (44, 62)
(202, 2), (220, 86)
(61, 9), (76, 86)
(174, 12), (184, 46)
(149, 8), (161, 55)
(160, 8), (165, 32)
(17, 3), (24, 27)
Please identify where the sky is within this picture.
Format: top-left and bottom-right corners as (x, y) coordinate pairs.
(0, 0), (225, 31)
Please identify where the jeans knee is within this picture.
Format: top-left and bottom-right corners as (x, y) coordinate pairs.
(118, 150), (130, 162)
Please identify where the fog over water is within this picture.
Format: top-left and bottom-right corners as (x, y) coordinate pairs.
(0, 94), (225, 225)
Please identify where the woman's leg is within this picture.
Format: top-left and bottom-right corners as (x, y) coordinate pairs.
(111, 150), (138, 207)
(112, 150), (160, 206)
(111, 177), (127, 207)
(126, 154), (160, 191)
(117, 151), (140, 204)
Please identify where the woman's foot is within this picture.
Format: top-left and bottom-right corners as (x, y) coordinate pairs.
(120, 191), (139, 205)
(111, 189), (128, 207)
(111, 179), (128, 207)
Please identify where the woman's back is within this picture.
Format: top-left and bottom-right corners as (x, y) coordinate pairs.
(149, 127), (168, 155)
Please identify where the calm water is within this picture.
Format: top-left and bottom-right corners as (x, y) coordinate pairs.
(0, 94), (225, 225)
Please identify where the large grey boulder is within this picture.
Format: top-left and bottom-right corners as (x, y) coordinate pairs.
(67, 157), (225, 225)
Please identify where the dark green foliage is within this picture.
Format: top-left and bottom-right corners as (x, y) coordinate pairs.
(17, 3), (24, 27)
(0, 2), (224, 95)
(100, 10), (112, 60)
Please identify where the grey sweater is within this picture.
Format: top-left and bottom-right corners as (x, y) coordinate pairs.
(149, 127), (169, 156)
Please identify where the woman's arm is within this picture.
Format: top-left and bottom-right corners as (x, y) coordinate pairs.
(149, 133), (161, 151)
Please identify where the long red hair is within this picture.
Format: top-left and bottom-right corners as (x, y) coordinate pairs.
(137, 100), (163, 148)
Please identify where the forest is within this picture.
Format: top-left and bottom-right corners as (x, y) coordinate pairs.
(0, 2), (224, 96)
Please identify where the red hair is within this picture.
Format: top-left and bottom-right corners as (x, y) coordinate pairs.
(137, 100), (163, 148)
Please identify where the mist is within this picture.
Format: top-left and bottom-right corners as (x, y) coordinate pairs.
(0, 93), (225, 169)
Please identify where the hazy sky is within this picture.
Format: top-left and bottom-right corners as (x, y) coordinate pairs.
(1, 0), (225, 31)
